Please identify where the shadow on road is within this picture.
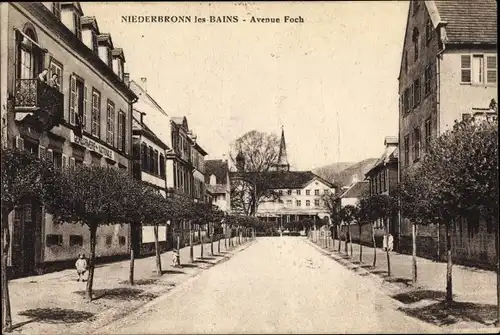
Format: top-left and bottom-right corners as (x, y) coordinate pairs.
(161, 269), (185, 275)
(73, 287), (159, 301)
(392, 289), (447, 304)
(180, 264), (198, 268)
(18, 307), (95, 325)
(386, 277), (413, 287)
(399, 301), (497, 326)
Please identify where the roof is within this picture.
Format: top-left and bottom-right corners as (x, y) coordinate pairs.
(132, 114), (169, 150)
(365, 143), (398, 177)
(97, 33), (114, 48)
(433, 0), (497, 45)
(112, 48), (125, 61)
(205, 159), (229, 184)
(230, 171), (336, 189)
(206, 184), (227, 194)
(61, 2), (83, 15)
(129, 80), (169, 117)
(193, 142), (207, 156)
(384, 136), (398, 146)
(339, 181), (369, 199)
(81, 16), (100, 33)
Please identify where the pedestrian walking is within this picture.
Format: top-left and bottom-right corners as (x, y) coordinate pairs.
(75, 253), (88, 282)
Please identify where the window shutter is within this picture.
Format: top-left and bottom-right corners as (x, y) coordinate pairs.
(409, 84), (414, 109)
(46, 149), (54, 165)
(117, 112), (123, 151)
(15, 136), (24, 150)
(83, 86), (88, 131)
(69, 75), (76, 124)
(461, 55), (472, 83)
(62, 154), (69, 169)
(69, 157), (76, 170)
(486, 56), (497, 84)
(38, 145), (46, 160)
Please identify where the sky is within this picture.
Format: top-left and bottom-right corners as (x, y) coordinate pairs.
(81, 1), (408, 171)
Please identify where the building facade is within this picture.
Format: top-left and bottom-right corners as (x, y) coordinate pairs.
(131, 109), (168, 256)
(1, 2), (137, 276)
(398, 0), (497, 267)
(205, 159), (231, 213)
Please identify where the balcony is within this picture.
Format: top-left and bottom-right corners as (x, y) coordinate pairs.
(14, 79), (64, 131)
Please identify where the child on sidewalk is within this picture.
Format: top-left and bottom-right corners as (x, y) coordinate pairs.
(172, 249), (180, 267)
(75, 253), (88, 282)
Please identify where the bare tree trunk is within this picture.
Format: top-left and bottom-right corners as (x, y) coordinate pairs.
(129, 240), (135, 286)
(218, 235), (221, 254)
(437, 222), (441, 262)
(189, 221), (194, 262)
(176, 236), (181, 265)
(86, 224), (97, 302)
(199, 227), (203, 259)
(349, 224), (353, 257)
(445, 222), (453, 308)
(211, 230), (214, 256)
(154, 225), (162, 275)
(337, 225), (342, 253)
(412, 223), (418, 285)
(344, 226), (348, 254)
(372, 223), (377, 267)
(1, 211), (12, 332)
(359, 223), (363, 263)
(385, 220), (391, 277)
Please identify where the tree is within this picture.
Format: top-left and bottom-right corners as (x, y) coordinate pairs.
(1, 147), (56, 332)
(322, 192), (341, 250)
(46, 165), (131, 302)
(338, 205), (357, 256)
(355, 194), (376, 264)
(230, 130), (281, 216)
(400, 116), (498, 311)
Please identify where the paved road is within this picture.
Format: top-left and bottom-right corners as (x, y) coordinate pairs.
(102, 237), (441, 334)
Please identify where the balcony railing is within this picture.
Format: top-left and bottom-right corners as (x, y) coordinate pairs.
(14, 79), (64, 131)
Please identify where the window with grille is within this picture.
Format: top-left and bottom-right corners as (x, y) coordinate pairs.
(105, 236), (112, 245)
(91, 89), (101, 137)
(106, 100), (115, 146)
(412, 28), (419, 62)
(46, 234), (63, 247)
(306, 200), (310, 207)
(296, 190), (301, 195)
(461, 54), (497, 85)
(52, 2), (61, 19)
(305, 190), (310, 195)
(287, 190), (292, 195)
(49, 58), (62, 92)
(296, 200), (301, 207)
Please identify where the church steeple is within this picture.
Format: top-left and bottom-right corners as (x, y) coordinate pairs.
(274, 125), (290, 172)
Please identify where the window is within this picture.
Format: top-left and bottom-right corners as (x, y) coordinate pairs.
(69, 75), (84, 127)
(305, 190), (310, 195)
(314, 189), (319, 196)
(82, 86), (88, 131)
(91, 31), (98, 54)
(412, 28), (420, 62)
(91, 89), (101, 137)
(413, 78), (421, 107)
(425, 118), (432, 151)
(24, 205), (32, 222)
(46, 234), (63, 247)
(286, 200), (292, 207)
(106, 100), (115, 145)
(153, 149), (159, 175)
(148, 146), (155, 174)
(73, 12), (81, 40)
(296, 190), (301, 195)
(287, 190), (292, 196)
(324, 189), (330, 194)
(141, 142), (148, 171)
(306, 200), (311, 207)
(472, 55), (484, 84)
(403, 88), (409, 114)
(159, 153), (165, 177)
(105, 236), (112, 245)
(107, 48), (112, 67)
(49, 58), (63, 92)
(413, 127), (421, 161)
(119, 236), (126, 246)
(425, 19), (432, 44)
(69, 235), (83, 246)
(52, 2), (61, 19)
(296, 200), (301, 207)
(486, 56), (497, 84)
(462, 113), (472, 121)
(424, 65), (432, 96)
(17, 29), (39, 80)
(461, 55), (472, 83)
(117, 111), (126, 152)
(404, 135), (410, 166)
(314, 199), (320, 207)
(278, 190), (283, 196)
(408, 84), (414, 110)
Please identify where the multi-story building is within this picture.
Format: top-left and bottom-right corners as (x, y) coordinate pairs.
(230, 128), (336, 228)
(334, 181), (370, 243)
(205, 158), (231, 213)
(131, 109), (169, 256)
(398, 0), (497, 267)
(1, 2), (137, 276)
(365, 137), (399, 240)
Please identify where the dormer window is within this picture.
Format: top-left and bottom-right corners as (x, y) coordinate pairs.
(107, 48), (112, 67)
(81, 17), (100, 53)
(74, 12), (81, 40)
(61, 3), (83, 39)
(92, 31), (98, 53)
(52, 2), (61, 20)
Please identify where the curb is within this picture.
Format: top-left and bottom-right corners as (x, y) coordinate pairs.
(92, 240), (256, 335)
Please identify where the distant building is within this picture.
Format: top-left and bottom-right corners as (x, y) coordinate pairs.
(398, 0), (497, 267)
(1, 2), (137, 277)
(131, 109), (169, 256)
(271, 126), (290, 172)
(205, 159), (231, 213)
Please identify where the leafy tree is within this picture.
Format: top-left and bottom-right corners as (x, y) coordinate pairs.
(338, 205), (357, 256)
(46, 165), (132, 302)
(400, 116), (498, 311)
(1, 147), (56, 332)
(321, 192), (342, 250)
(355, 193), (376, 264)
(229, 130), (281, 216)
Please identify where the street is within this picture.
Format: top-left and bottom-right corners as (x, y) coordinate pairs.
(101, 237), (440, 334)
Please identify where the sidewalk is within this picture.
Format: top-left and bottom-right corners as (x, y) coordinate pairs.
(309, 237), (499, 331)
(6, 236), (252, 334)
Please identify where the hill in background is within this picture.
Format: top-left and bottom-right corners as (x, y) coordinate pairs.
(313, 158), (378, 188)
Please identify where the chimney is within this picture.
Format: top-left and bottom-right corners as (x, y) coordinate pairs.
(124, 73), (130, 87)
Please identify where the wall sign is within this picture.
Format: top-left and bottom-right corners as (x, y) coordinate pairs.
(71, 133), (114, 160)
